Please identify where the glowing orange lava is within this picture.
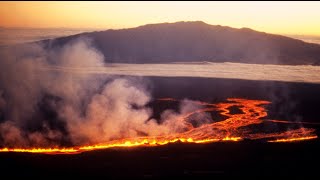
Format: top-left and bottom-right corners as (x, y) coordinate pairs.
(0, 98), (318, 154)
(268, 136), (318, 142)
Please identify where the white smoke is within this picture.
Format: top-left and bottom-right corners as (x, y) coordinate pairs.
(64, 78), (153, 144)
(0, 38), (208, 147)
(0, 38), (110, 147)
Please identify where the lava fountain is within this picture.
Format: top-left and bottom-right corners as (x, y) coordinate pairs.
(0, 98), (318, 154)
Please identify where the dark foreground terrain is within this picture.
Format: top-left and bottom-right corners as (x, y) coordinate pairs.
(1, 140), (320, 178)
(1, 76), (320, 178)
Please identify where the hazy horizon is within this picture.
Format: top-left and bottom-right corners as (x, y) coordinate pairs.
(2, 24), (320, 37)
(1, 2), (320, 36)
(1, 24), (320, 46)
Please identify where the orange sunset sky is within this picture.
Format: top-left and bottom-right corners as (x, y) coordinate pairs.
(1, 1), (320, 35)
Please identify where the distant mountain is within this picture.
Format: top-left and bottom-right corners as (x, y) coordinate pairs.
(42, 21), (320, 65)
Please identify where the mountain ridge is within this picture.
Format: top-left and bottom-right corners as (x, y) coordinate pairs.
(41, 21), (320, 65)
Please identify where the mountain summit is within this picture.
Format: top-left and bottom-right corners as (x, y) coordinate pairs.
(44, 21), (320, 65)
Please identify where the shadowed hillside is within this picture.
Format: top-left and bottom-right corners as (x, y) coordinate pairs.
(41, 21), (320, 65)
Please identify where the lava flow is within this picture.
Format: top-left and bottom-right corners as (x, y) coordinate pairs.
(0, 98), (318, 154)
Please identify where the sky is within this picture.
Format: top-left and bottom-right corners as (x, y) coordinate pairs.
(1, 1), (320, 35)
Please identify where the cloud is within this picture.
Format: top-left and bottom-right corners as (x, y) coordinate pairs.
(41, 62), (320, 84)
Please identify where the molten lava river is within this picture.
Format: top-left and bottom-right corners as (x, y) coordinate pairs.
(0, 98), (318, 154)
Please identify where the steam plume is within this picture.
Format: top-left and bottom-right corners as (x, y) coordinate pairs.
(0, 38), (207, 147)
